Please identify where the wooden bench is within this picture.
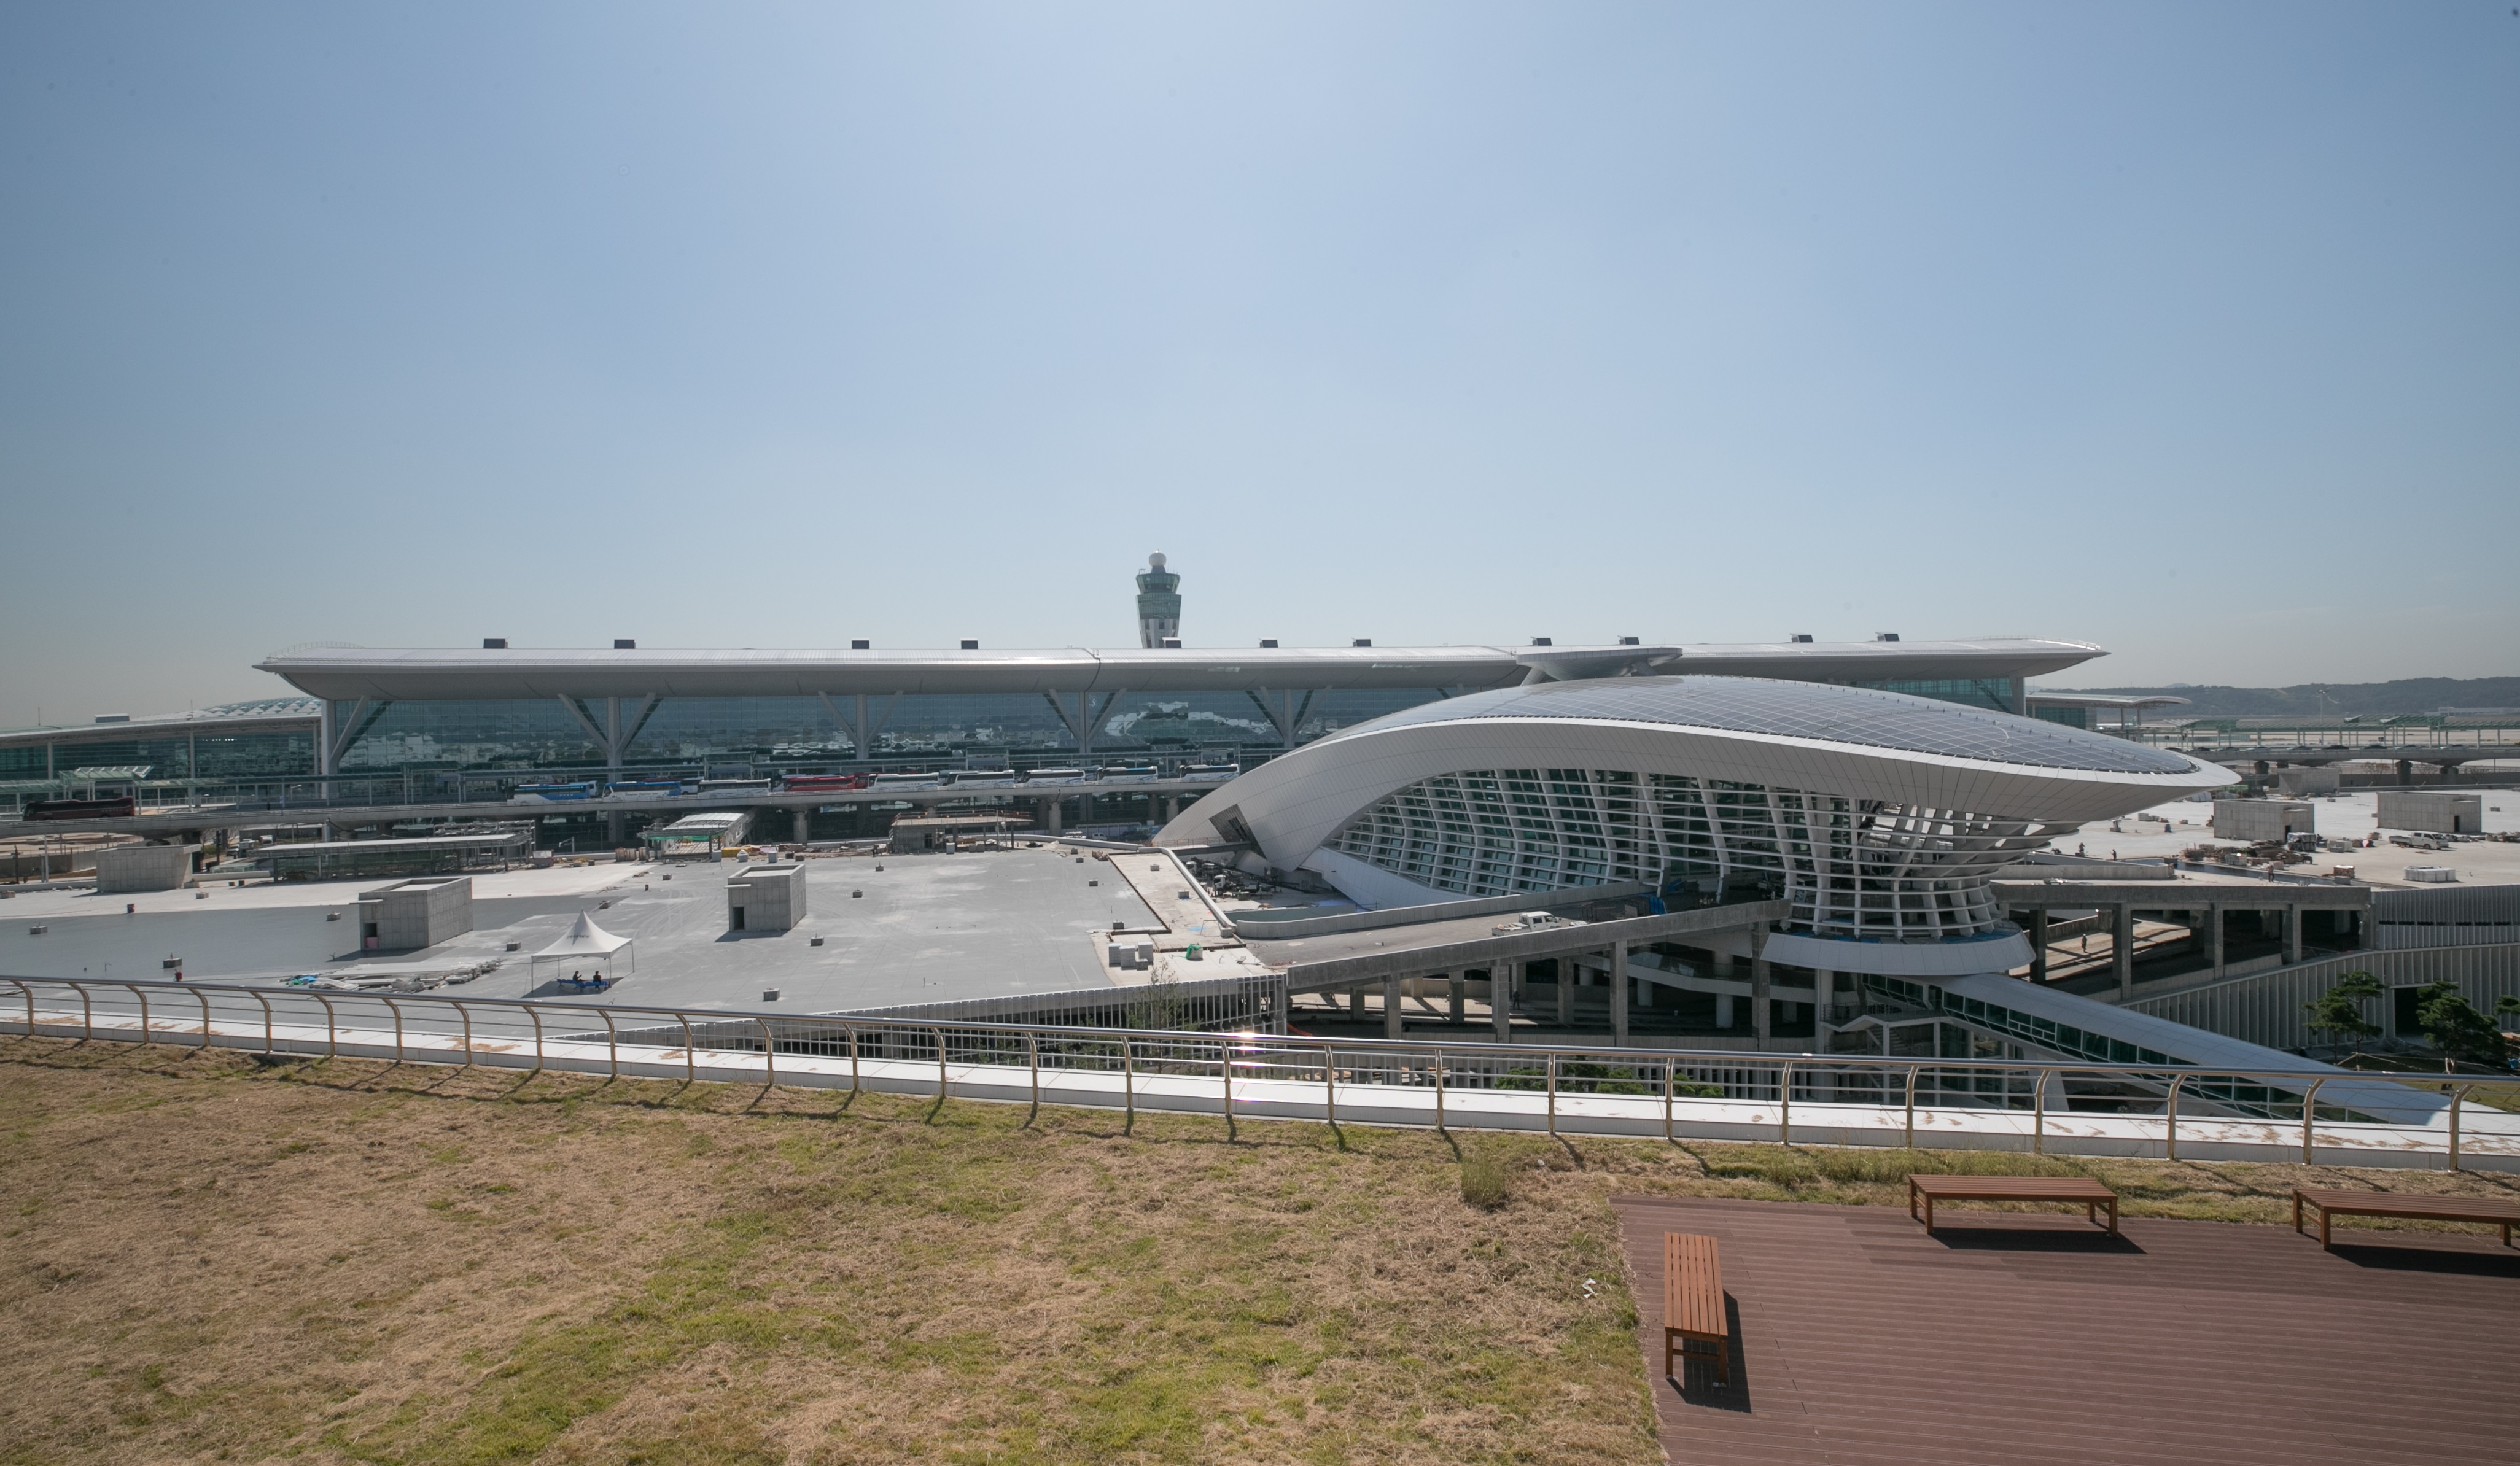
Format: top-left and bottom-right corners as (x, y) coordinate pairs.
(1662, 1231), (1729, 1386)
(2293, 1187), (2520, 1251)
(1908, 1175), (2119, 1235)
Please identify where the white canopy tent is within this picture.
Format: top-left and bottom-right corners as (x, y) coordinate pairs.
(529, 912), (636, 983)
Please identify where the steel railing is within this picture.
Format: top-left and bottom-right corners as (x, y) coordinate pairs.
(4, 974), (2514, 1171)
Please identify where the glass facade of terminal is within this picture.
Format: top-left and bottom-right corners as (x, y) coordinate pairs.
(330, 688), (1444, 772)
(0, 705), (317, 785)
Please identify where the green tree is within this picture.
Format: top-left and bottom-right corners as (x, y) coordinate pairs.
(2301, 972), (2382, 1055)
(2410, 982), (2511, 1068)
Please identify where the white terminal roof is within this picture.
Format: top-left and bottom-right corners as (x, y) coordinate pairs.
(252, 638), (2107, 702)
(1330, 678), (2200, 775)
(1160, 676), (2228, 872)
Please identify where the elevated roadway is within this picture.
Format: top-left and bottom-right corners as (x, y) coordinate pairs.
(0, 776), (1233, 839)
(2174, 744), (2516, 770)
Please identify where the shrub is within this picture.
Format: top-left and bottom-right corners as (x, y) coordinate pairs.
(1460, 1154), (1514, 1210)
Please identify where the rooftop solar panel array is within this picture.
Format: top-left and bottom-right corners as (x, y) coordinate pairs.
(1326, 675), (2201, 775)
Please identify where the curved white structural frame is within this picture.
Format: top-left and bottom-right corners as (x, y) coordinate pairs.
(1159, 677), (2228, 969)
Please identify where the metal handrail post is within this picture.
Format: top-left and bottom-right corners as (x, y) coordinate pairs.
(2033, 1066), (2045, 1155)
(2449, 1084), (2471, 1172)
(2300, 1078), (2324, 1163)
(526, 1003), (543, 1079)
(1779, 1060), (1792, 1146)
(2163, 1074), (2186, 1161)
(679, 1014), (694, 1084)
(193, 986), (211, 1049)
(315, 994), (337, 1060)
(1663, 1059), (1674, 1142)
(934, 1026), (949, 1103)
(381, 996), (405, 1064)
(9, 977), (29, 1038)
(453, 1000), (473, 1068)
(1433, 1049), (1445, 1132)
(847, 1023), (859, 1093)
(1122, 1034), (1134, 1130)
(598, 1009), (620, 1080)
(1904, 1065), (1918, 1149)
(1546, 1051), (1557, 1136)
(1027, 1031), (1040, 1122)
(133, 983), (150, 1047)
(1323, 1045), (1336, 1127)
(80, 983), (93, 1042)
(1221, 1036), (1235, 1140)
(254, 989), (273, 1054)
(758, 1017), (776, 1092)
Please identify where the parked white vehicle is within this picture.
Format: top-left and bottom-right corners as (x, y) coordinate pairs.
(1491, 911), (1581, 936)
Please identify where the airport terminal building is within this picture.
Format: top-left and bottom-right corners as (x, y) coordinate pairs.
(1, 635), (2109, 788)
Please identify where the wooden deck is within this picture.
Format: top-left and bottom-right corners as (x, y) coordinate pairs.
(1616, 1195), (2519, 1465)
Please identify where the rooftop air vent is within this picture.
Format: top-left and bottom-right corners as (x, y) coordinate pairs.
(1352, 638), (1372, 648)
(1159, 637), (1181, 648)
(1259, 639), (1278, 648)
(93, 714), (130, 724)
(1617, 636), (1640, 646)
(960, 640), (979, 650)
(851, 640), (871, 650)
(1791, 634), (1813, 643)
(1531, 637), (1553, 646)
(483, 638), (508, 649)
(1876, 632), (1900, 642)
(614, 639), (636, 649)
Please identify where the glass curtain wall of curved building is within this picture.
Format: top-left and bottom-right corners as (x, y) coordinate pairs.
(1326, 769), (2051, 940)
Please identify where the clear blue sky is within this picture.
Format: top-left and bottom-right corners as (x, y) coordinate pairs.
(3, 2), (2514, 725)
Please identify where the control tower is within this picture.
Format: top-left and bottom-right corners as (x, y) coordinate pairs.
(1135, 553), (1181, 648)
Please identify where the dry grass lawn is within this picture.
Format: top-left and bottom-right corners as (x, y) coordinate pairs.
(5, 1035), (2517, 1465)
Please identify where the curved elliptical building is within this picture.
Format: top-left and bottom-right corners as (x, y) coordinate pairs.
(1157, 675), (2230, 982)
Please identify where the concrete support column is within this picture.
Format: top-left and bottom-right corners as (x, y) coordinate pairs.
(2284, 903), (2303, 965)
(2113, 903), (2134, 999)
(1611, 940), (1630, 1045)
(1716, 994), (1734, 1030)
(2207, 904), (2225, 979)
(1493, 963), (1515, 1041)
(792, 809), (810, 845)
(1556, 958), (1574, 1026)
(1814, 968), (1835, 1023)
(1384, 975), (1403, 1039)
(1448, 974), (1465, 1024)
(2030, 909), (2050, 982)
(1751, 932), (1773, 1046)
(1348, 986), (1366, 1022)
(1043, 797), (1063, 835)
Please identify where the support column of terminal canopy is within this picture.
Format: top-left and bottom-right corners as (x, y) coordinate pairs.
(1751, 930), (1772, 1046)
(1611, 939), (1630, 1045)
(2114, 903), (2134, 999)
